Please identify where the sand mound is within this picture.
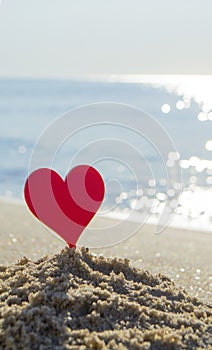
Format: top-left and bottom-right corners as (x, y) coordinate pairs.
(0, 247), (211, 350)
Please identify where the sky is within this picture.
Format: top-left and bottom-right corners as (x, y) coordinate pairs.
(0, 0), (211, 79)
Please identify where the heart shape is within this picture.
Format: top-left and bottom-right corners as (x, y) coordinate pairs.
(24, 165), (105, 248)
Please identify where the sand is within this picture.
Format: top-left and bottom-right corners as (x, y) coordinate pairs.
(0, 200), (211, 304)
(0, 199), (212, 349)
(0, 247), (212, 350)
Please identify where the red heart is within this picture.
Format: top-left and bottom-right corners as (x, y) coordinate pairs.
(24, 165), (105, 248)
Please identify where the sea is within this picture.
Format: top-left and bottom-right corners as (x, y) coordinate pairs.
(0, 75), (211, 236)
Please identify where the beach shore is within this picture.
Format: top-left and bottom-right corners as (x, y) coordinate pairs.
(0, 199), (211, 304)
(0, 199), (212, 349)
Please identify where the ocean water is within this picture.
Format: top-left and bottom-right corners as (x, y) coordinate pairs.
(0, 77), (211, 233)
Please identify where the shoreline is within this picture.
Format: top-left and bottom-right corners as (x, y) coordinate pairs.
(1, 196), (212, 234)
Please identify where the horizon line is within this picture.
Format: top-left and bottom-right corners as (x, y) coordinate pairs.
(0, 74), (212, 83)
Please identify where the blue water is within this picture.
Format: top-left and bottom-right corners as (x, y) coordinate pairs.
(0, 79), (211, 231)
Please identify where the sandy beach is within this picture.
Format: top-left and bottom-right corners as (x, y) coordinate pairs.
(0, 199), (212, 349)
(0, 199), (211, 303)
(0, 247), (211, 349)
